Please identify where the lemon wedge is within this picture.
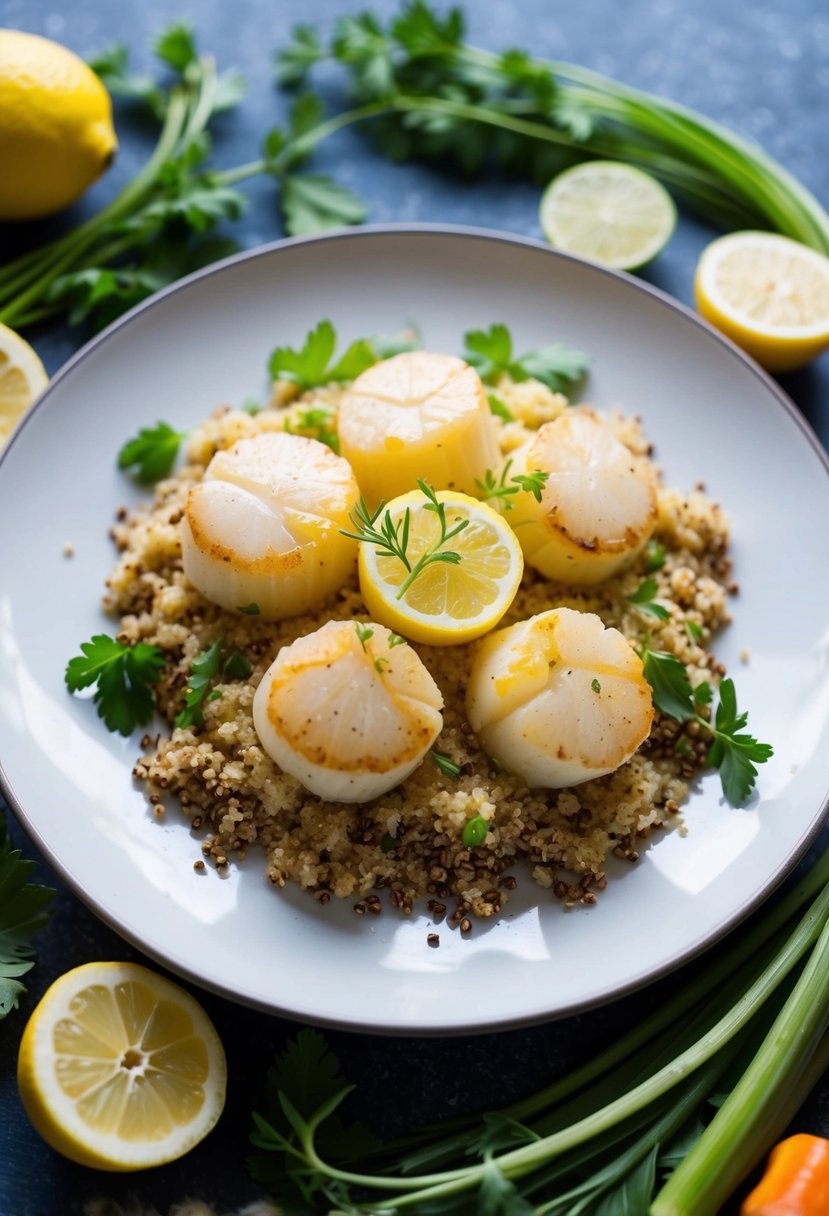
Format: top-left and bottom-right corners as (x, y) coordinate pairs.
(540, 161), (676, 270)
(0, 321), (48, 449)
(17, 961), (226, 1171)
(338, 351), (500, 505)
(694, 231), (829, 371)
(253, 619), (444, 801)
(358, 489), (524, 645)
(466, 607), (654, 788)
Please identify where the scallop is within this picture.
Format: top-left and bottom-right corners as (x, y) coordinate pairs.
(506, 409), (658, 585)
(338, 351), (500, 504)
(252, 619), (444, 803)
(466, 607), (654, 788)
(181, 432), (360, 620)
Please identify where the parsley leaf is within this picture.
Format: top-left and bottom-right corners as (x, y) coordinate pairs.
(175, 639), (224, 730)
(487, 392), (513, 421)
(269, 320), (375, 390)
(274, 24), (324, 88)
(627, 577), (670, 621)
(0, 815), (55, 1019)
(644, 539), (667, 573)
(285, 404), (340, 453)
(281, 173), (367, 236)
(117, 421), (186, 483)
(462, 323), (589, 393)
(65, 635), (165, 736)
(641, 648), (696, 721)
(223, 649), (252, 680)
(154, 22), (198, 73)
(462, 814), (489, 846)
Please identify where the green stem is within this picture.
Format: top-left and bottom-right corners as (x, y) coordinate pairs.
(651, 917), (829, 1216)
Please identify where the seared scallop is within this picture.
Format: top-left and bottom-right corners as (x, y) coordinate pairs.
(338, 351), (500, 504)
(506, 409), (658, 585)
(252, 619), (444, 802)
(466, 607), (653, 788)
(181, 432), (359, 620)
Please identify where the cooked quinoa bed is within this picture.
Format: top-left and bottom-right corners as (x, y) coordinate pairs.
(106, 377), (732, 923)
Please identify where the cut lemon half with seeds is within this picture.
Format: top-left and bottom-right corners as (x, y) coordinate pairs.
(540, 161), (676, 270)
(0, 320), (48, 449)
(358, 490), (524, 646)
(694, 231), (829, 371)
(17, 961), (226, 1171)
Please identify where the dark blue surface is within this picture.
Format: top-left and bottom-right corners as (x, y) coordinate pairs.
(1, 1), (829, 1213)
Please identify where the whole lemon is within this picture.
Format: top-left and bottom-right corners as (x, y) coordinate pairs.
(0, 28), (117, 221)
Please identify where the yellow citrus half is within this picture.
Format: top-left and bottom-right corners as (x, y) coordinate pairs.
(694, 231), (829, 371)
(0, 321), (48, 449)
(17, 961), (226, 1171)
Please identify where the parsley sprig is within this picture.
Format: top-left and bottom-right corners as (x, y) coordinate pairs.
(65, 634), (165, 736)
(476, 459), (550, 509)
(627, 577), (670, 622)
(341, 480), (469, 599)
(0, 815), (55, 1019)
(117, 421), (186, 483)
(640, 646), (773, 804)
(463, 323), (589, 393)
(269, 319), (375, 390)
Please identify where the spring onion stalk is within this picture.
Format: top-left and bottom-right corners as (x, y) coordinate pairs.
(651, 915), (829, 1215)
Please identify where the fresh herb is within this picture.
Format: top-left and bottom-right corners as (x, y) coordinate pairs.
(0, 815), (55, 1019)
(675, 736), (695, 761)
(175, 638), (224, 729)
(269, 319), (375, 391)
(369, 324), (422, 358)
(463, 323), (589, 393)
(640, 647), (772, 804)
(341, 480), (469, 600)
(237, 602), (261, 615)
(592, 678), (601, 694)
(644, 539), (667, 573)
(248, 848), (829, 1215)
(242, 397), (262, 415)
(374, 657), (390, 673)
(388, 632), (407, 647)
(354, 621), (374, 652)
(65, 634), (165, 736)
(627, 577), (670, 622)
(685, 620), (704, 643)
(433, 751), (461, 778)
(117, 421), (186, 483)
(462, 814), (489, 846)
(286, 404), (340, 453)
(487, 392), (513, 421)
(380, 832), (398, 853)
(223, 649), (253, 680)
(476, 459), (550, 509)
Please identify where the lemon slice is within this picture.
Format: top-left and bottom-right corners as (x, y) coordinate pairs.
(0, 321), (48, 449)
(540, 161), (676, 270)
(358, 489), (524, 645)
(17, 961), (226, 1171)
(694, 231), (829, 371)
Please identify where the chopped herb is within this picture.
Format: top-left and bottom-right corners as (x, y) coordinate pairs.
(463, 323), (589, 393)
(175, 638), (224, 730)
(675, 736), (695, 760)
(117, 421), (186, 483)
(223, 649), (253, 680)
(644, 539), (667, 572)
(341, 480), (469, 600)
(487, 392), (513, 421)
(462, 814), (489, 847)
(242, 396), (263, 415)
(627, 577), (670, 621)
(354, 621), (374, 652)
(206, 689), (222, 703)
(286, 403), (340, 453)
(476, 459), (549, 509)
(374, 657), (390, 673)
(268, 319), (375, 390)
(591, 678), (601, 693)
(237, 602), (261, 615)
(388, 632), (407, 648)
(640, 646), (772, 804)
(432, 751), (461, 778)
(65, 634), (165, 736)
(686, 620), (703, 643)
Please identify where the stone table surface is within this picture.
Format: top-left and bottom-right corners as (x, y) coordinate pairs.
(1, 0), (828, 1213)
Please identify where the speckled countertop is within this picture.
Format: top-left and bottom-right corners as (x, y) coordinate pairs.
(1, 1), (828, 1213)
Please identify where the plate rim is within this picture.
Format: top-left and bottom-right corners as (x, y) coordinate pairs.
(2, 222), (828, 1036)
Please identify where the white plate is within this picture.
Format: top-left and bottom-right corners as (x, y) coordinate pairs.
(1, 226), (828, 1035)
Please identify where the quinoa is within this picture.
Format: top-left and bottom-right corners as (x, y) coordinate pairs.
(108, 375), (732, 922)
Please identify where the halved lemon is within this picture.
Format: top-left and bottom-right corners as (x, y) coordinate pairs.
(17, 961), (226, 1171)
(540, 161), (676, 270)
(0, 320), (48, 448)
(358, 489), (524, 645)
(694, 231), (829, 371)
